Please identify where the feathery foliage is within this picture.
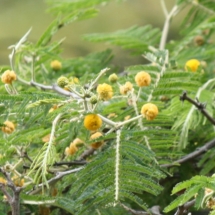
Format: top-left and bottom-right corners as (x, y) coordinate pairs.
(1, 0), (215, 214)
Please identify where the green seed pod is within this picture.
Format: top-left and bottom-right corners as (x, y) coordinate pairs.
(108, 73), (118, 83)
(57, 76), (69, 88)
(90, 95), (98, 104)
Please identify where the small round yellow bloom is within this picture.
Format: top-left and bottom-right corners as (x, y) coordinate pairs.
(1, 121), (15, 134)
(97, 83), (113, 100)
(1, 70), (17, 84)
(135, 71), (151, 87)
(50, 60), (62, 71)
(90, 132), (104, 149)
(108, 73), (118, 83)
(141, 103), (158, 120)
(185, 59), (200, 72)
(84, 114), (102, 131)
(120, 81), (133, 95)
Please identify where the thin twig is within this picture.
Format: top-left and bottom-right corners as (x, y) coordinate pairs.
(180, 91), (215, 125)
(121, 203), (162, 215)
(27, 167), (84, 195)
(159, 5), (179, 50)
(161, 137), (215, 168)
(54, 160), (87, 166)
(78, 148), (95, 160)
(0, 168), (23, 215)
(160, 0), (168, 17)
(174, 199), (195, 215)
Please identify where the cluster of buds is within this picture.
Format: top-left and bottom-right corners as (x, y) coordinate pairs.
(90, 132), (104, 149)
(1, 121), (15, 134)
(1, 70), (17, 84)
(65, 138), (84, 156)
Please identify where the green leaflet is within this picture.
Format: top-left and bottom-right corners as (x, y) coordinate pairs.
(83, 25), (161, 55)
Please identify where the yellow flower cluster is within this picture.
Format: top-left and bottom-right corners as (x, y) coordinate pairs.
(120, 81), (133, 95)
(97, 83), (113, 100)
(84, 114), (102, 131)
(90, 132), (104, 149)
(1, 70), (17, 84)
(141, 103), (158, 120)
(1, 121), (15, 134)
(12, 176), (24, 187)
(185, 59), (200, 72)
(65, 138), (84, 156)
(50, 60), (62, 71)
(135, 71), (151, 87)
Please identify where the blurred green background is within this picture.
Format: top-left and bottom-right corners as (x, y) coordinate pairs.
(0, 0), (183, 66)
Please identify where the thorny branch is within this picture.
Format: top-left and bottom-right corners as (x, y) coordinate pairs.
(180, 91), (215, 125)
(0, 168), (23, 215)
(161, 137), (215, 168)
(27, 166), (84, 195)
(174, 199), (196, 215)
(121, 203), (162, 215)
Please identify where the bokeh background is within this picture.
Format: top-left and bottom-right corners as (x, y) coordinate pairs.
(0, 0), (184, 66)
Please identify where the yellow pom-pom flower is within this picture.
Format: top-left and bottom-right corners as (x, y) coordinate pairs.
(1, 70), (17, 84)
(120, 81), (133, 95)
(185, 59), (200, 72)
(90, 132), (104, 149)
(50, 60), (62, 71)
(135, 71), (151, 87)
(1, 121), (15, 134)
(97, 83), (113, 100)
(84, 114), (102, 131)
(141, 103), (158, 120)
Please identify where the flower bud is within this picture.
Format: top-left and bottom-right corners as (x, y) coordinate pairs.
(108, 73), (118, 83)
(1, 70), (17, 84)
(50, 60), (62, 71)
(120, 81), (133, 95)
(65, 144), (78, 156)
(90, 132), (104, 149)
(1, 121), (15, 134)
(135, 71), (151, 87)
(185, 59), (200, 72)
(57, 76), (69, 88)
(194, 35), (204, 46)
(90, 95), (98, 105)
(141, 103), (158, 120)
